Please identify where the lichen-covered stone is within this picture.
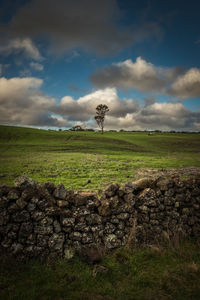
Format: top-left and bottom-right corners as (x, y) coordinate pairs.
(53, 184), (67, 200)
(14, 176), (37, 189)
(104, 234), (121, 249)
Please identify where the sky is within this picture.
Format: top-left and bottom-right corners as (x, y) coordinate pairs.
(0, 0), (200, 131)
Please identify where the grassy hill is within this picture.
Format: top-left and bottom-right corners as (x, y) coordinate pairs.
(0, 125), (200, 190)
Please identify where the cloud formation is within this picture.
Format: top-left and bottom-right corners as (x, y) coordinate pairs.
(59, 88), (140, 121)
(0, 78), (199, 131)
(90, 57), (183, 93)
(2, 0), (162, 56)
(0, 38), (42, 60)
(0, 77), (66, 126)
(168, 68), (200, 98)
(90, 57), (200, 99)
(105, 102), (200, 131)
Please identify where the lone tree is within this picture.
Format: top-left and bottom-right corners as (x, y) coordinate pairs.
(94, 104), (109, 134)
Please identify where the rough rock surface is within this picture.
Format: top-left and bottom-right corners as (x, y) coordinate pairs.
(0, 174), (200, 260)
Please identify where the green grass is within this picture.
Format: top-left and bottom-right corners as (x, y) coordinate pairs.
(1, 240), (200, 299)
(0, 125), (200, 191)
(1, 126), (200, 299)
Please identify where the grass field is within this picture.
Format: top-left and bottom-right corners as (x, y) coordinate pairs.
(1, 125), (200, 299)
(0, 125), (200, 191)
(1, 240), (200, 300)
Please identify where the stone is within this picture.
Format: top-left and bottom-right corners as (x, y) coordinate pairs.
(40, 217), (53, 226)
(19, 222), (33, 238)
(12, 210), (30, 222)
(138, 205), (148, 213)
(165, 189), (175, 197)
(104, 234), (121, 249)
(118, 221), (125, 230)
(44, 182), (55, 193)
(193, 204), (199, 210)
(86, 214), (102, 225)
(53, 220), (61, 233)
(147, 200), (157, 207)
(62, 217), (75, 227)
(21, 187), (37, 201)
(110, 217), (119, 224)
(37, 234), (49, 247)
(182, 208), (190, 215)
(117, 213), (130, 220)
(34, 225), (53, 235)
(86, 199), (97, 211)
(0, 196), (9, 208)
(37, 198), (49, 211)
(16, 198), (27, 209)
(48, 233), (65, 252)
(54, 184), (67, 200)
(64, 247), (75, 259)
(98, 201), (111, 216)
(74, 223), (89, 232)
(133, 178), (154, 190)
(11, 243), (23, 255)
(27, 202), (36, 212)
(0, 209), (9, 226)
(156, 177), (173, 191)
(57, 200), (69, 208)
(14, 176), (37, 189)
(8, 203), (19, 213)
(70, 231), (82, 241)
(138, 188), (156, 200)
(26, 233), (36, 245)
(115, 230), (124, 238)
(0, 184), (10, 197)
(7, 189), (19, 200)
(109, 196), (119, 208)
(75, 192), (95, 206)
(104, 222), (116, 234)
(32, 211), (45, 221)
(82, 233), (93, 244)
(124, 193), (135, 204)
(104, 183), (120, 197)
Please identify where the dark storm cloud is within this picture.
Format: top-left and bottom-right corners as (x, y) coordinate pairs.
(1, 0), (162, 56)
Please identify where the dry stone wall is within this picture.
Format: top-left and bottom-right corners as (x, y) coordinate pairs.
(0, 175), (200, 260)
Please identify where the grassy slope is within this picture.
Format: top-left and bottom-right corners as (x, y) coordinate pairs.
(0, 125), (200, 191)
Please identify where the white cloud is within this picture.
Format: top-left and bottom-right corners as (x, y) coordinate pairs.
(90, 57), (183, 93)
(0, 77), (65, 126)
(90, 57), (200, 99)
(30, 62), (44, 71)
(59, 88), (140, 120)
(0, 38), (42, 60)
